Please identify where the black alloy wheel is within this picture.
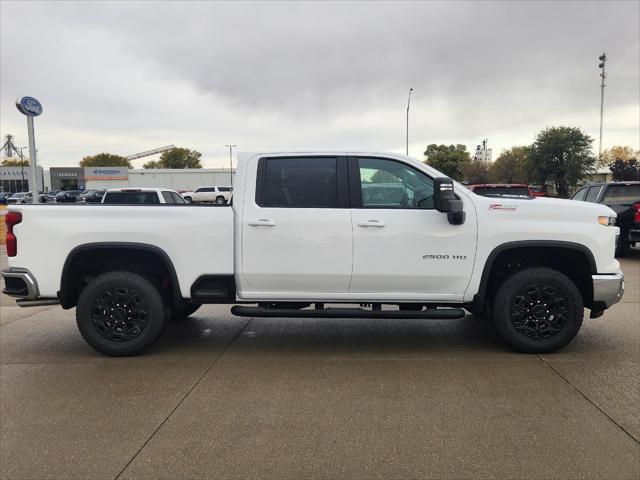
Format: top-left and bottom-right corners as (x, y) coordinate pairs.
(492, 267), (583, 353)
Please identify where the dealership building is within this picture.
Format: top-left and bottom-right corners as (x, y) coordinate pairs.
(0, 166), (45, 193)
(1, 165), (235, 193)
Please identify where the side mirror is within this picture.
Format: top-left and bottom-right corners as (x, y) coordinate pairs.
(433, 177), (465, 225)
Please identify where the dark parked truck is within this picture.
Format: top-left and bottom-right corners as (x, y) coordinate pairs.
(572, 181), (640, 257)
(2, 151), (625, 356)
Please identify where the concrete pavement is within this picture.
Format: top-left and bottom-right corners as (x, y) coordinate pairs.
(1, 248), (638, 479)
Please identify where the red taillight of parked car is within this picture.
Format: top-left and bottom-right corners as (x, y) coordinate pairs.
(5, 211), (22, 257)
(633, 202), (640, 223)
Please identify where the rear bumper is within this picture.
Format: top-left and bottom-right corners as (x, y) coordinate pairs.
(592, 272), (624, 310)
(1, 268), (39, 299)
(629, 228), (640, 242)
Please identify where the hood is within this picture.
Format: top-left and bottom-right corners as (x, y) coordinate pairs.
(473, 194), (616, 218)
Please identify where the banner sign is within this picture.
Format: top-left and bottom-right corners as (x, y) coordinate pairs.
(84, 167), (128, 181)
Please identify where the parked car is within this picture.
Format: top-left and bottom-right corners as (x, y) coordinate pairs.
(7, 192), (32, 204)
(571, 181), (640, 257)
(40, 191), (61, 203)
(529, 185), (548, 197)
(101, 187), (186, 204)
(55, 190), (83, 203)
(467, 184), (533, 198)
(76, 190), (105, 203)
(0, 192), (13, 204)
(2, 152), (623, 357)
(182, 186), (232, 204)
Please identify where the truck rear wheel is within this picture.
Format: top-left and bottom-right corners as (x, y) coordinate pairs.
(492, 267), (583, 353)
(76, 271), (166, 356)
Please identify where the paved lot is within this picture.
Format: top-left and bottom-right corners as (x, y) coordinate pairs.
(1, 247), (638, 479)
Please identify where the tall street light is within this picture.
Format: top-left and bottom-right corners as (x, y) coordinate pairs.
(18, 146), (28, 192)
(598, 52), (607, 159)
(225, 144), (237, 186)
(406, 88), (413, 156)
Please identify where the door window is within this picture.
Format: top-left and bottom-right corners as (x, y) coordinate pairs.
(161, 191), (173, 203)
(258, 157), (338, 207)
(571, 187), (588, 201)
(585, 186), (602, 203)
(356, 158), (434, 209)
(170, 192), (186, 204)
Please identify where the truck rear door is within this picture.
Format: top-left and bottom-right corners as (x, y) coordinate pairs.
(239, 156), (352, 297)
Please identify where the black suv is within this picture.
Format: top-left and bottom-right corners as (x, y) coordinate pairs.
(55, 190), (83, 203)
(572, 181), (640, 256)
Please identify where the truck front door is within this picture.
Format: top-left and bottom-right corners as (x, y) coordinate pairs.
(348, 156), (477, 301)
(240, 156), (352, 298)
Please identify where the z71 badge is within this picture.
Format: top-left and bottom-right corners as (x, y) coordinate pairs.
(489, 203), (517, 211)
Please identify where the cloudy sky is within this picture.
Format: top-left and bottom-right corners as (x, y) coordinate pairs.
(1, 1), (638, 168)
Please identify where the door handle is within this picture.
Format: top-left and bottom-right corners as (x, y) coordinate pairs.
(357, 220), (386, 227)
(248, 219), (276, 227)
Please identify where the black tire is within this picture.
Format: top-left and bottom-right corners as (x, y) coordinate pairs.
(184, 196), (192, 204)
(492, 267), (583, 353)
(171, 303), (202, 321)
(215, 196), (225, 204)
(615, 237), (630, 258)
(76, 271), (166, 356)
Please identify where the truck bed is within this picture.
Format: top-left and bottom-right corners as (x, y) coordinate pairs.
(8, 204), (234, 298)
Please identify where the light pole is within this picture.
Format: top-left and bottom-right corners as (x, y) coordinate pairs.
(225, 144), (236, 186)
(15, 96), (43, 203)
(18, 147), (29, 192)
(406, 88), (413, 156)
(598, 52), (607, 159)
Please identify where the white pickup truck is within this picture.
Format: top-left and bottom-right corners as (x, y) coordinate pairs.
(2, 152), (624, 356)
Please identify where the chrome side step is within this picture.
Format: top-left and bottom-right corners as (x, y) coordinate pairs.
(231, 305), (466, 319)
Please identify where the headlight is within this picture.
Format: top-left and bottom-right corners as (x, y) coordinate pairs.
(598, 216), (616, 226)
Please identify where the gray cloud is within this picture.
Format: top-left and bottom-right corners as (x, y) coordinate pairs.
(1, 1), (638, 167)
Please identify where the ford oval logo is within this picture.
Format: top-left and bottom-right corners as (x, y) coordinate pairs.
(15, 96), (43, 117)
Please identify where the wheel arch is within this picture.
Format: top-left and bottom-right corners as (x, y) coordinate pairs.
(472, 241), (596, 314)
(59, 242), (182, 309)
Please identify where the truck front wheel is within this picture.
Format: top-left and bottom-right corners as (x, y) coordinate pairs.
(76, 271), (166, 356)
(492, 267), (583, 353)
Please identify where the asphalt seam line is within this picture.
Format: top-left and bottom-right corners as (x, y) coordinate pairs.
(538, 354), (640, 445)
(0, 305), (58, 328)
(113, 317), (253, 480)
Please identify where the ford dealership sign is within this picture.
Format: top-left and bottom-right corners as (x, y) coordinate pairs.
(15, 96), (43, 117)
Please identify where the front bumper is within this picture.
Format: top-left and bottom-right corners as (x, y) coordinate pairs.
(592, 272), (624, 310)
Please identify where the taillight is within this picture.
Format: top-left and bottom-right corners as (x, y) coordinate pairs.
(5, 211), (22, 257)
(633, 202), (640, 223)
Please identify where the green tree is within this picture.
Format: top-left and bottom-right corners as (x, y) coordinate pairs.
(463, 160), (489, 184)
(489, 146), (531, 183)
(423, 144), (470, 181)
(529, 126), (596, 198)
(1, 158), (30, 167)
(600, 145), (639, 167)
(609, 159), (639, 181)
(143, 147), (202, 169)
(80, 153), (132, 168)
(370, 170), (400, 183)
